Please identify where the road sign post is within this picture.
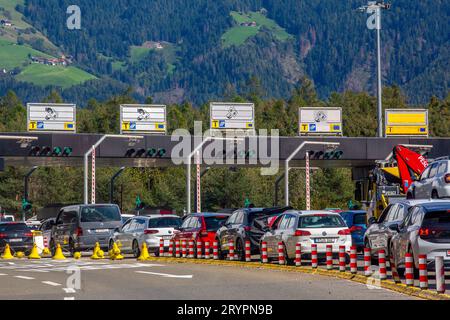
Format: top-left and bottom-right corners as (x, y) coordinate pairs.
(196, 150), (201, 213)
(27, 103), (76, 133)
(120, 104), (167, 135)
(299, 107), (342, 136)
(91, 145), (95, 204)
(305, 151), (311, 210)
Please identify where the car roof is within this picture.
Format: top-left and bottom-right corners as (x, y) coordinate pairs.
(339, 210), (366, 215)
(189, 212), (231, 217)
(136, 214), (180, 219)
(0, 222), (26, 226)
(388, 199), (448, 206)
(413, 201), (450, 211)
(285, 210), (340, 216)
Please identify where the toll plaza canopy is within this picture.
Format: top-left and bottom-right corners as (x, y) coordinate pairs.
(0, 132), (449, 169)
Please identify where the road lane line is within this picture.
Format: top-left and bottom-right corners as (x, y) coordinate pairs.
(135, 270), (193, 279)
(14, 276), (35, 280)
(0, 273), (7, 276)
(42, 281), (61, 286)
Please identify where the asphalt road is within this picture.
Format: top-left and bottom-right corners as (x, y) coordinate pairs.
(0, 256), (415, 300)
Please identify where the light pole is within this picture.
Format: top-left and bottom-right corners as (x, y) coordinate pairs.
(83, 134), (143, 205)
(358, 1), (391, 138)
(285, 141), (340, 207)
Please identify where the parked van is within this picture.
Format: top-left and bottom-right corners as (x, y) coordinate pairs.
(50, 204), (122, 254)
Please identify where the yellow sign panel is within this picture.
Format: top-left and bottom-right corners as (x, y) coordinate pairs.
(29, 121), (37, 130)
(154, 123), (165, 131)
(246, 122), (253, 128)
(211, 120), (219, 129)
(387, 112), (427, 125)
(122, 122), (130, 130)
(300, 123), (309, 132)
(386, 126), (428, 136)
(64, 122), (74, 130)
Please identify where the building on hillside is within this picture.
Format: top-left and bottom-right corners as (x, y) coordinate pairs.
(240, 21), (257, 27)
(30, 55), (69, 66)
(0, 19), (13, 27)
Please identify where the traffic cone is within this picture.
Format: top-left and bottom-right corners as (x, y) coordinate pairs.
(73, 252), (81, 259)
(91, 242), (102, 259)
(97, 249), (104, 258)
(52, 244), (66, 260)
(1, 244), (14, 259)
(15, 251), (25, 259)
(109, 242), (123, 260)
(137, 243), (150, 261)
(42, 247), (51, 256)
(28, 244), (41, 259)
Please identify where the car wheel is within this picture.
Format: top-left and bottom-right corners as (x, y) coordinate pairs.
(50, 239), (56, 256)
(235, 239), (245, 261)
(217, 239), (226, 260)
(108, 240), (114, 252)
(431, 190), (439, 199)
(365, 238), (378, 265)
(68, 239), (75, 256)
(407, 246), (419, 278)
(132, 240), (140, 258)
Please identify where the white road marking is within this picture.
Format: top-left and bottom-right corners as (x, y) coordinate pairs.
(0, 273), (7, 276)
(14, 276), (34, 280)
(135, 270), (193, 279)
(63, 288), (76, 293)
(42, 281), (61, 287)
(64, 297), (75, 300)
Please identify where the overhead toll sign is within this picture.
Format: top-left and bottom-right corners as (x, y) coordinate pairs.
(210, 102), (255, 133)
(27, 103), (76, 133)
(120, 104), (167, 134)
(299, 107), (342, 136)
(385, 109), (428, 137)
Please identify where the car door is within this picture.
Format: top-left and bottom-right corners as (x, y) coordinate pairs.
(424, 162), (440, 197)
(270, 214), (290, 257)
(220, 212), (237, 249)
(54, 209), (72, 247)
(366, 204), (393, 251)
(114, 219), (132, 251)
(377, 204), (399, 251)
(264, 214), (284, 257)
(397, 207), (422, 267)
(414, 166), (431, 198)
(282, 214), (297, 256)
(119, 218), (136, 250)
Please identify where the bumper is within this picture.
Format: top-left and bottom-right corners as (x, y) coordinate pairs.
(298, 243), (352, 254)
(417, 238), (450, 269)
(75, 234), (112, 250)
(0, 242), (33, 253)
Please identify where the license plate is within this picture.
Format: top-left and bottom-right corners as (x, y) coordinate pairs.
(8, 238), (22, 242)
(162, 235), (172, 240)
(314, 238), (336, 243)
(447, 250), (450, 257)
(95, 229), (109, 233)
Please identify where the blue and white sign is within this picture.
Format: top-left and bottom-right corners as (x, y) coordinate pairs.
(120, 104), (167, 135)
(27, 103), (76, 133)
(299, 107), (343, 136)
(210, 102), (255, 132)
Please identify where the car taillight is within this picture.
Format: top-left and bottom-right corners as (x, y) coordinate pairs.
(24, 232), (33, 237)
(0, 233), (6, 238)
(144, 229), (158, 235)
(243, 226), (251, 232)
(445, 174), (450, 183)
(200, 230), (209, 237)
(75, 227), (83, 237)
(419, 228), (430, 238)
(349, 226), (362, 233)
(294, 230), (311, 236)
(338, 229), (351, 235)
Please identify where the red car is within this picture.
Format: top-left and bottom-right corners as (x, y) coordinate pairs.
(172, 213), (230, 250)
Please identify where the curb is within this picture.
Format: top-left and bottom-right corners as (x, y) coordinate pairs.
(146, 256), (450, 300)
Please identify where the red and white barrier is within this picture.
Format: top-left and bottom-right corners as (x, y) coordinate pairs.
(213, 241), (219, 260)
(181, 240), (187, 258)
(228, 239), (235, 261)
(435, 256), (445, 294)
(418, 254), (428, 289)
(326, 245), (333, 270)
(295, 243), (301, 267)
(197, 240), (203, 259)
(339, 246), (346, 272)
(188, 240), (194, 258)
(311, 244), (318, 268)
(168, 240), (174, 257)
(364, 248), (372, 276)
(175, 241), (180, 258)
(159, 238), (164, 257)
(405, 253), (414, 286)
(245, 240), (251, 262)
(378, 249), (387, 280)
(278, 242), (285, 265)
(261, 241), (268, 263)
(204, 241), (210, 259)
(350, 246), (357, 274)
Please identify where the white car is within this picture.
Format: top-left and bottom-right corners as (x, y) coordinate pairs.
(261, 210), (352, 263)
(0, 214), (15, 222)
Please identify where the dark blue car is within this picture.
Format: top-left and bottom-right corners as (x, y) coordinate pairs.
(339, 210), (367, 250)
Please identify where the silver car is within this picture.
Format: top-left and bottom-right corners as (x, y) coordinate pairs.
(110, 214), (182, 257)
(390, 201), (450, 273)
(407, 158), (450, 199)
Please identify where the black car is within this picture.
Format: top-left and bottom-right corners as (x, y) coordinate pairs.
(0, 222), (34, 254)
(215, 206), (292, 260)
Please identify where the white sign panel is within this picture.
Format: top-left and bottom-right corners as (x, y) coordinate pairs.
(27, 103), (76, 132)
(210, 102), (255, 131)
(299, 107), (342, 135)
(120, 104), (166, 134)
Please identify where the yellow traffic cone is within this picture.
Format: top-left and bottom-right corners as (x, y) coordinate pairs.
(110, 242), (123, 260)
(137, 243), (150, 261)
(91, 242), (102, 259)
(73, 252), (81, 259)
(28, 244), (41, 259)
(1, 244), (14, 259)
(97, 249), (104, 259)
(15, 251), (25, 259)
(52, 244), (66, 260)
(42, 247), (51, 256)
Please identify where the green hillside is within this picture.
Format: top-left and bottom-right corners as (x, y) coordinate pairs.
(0, 39), (52, 69)
(222, 11), (293, 47)
(15, 64), (97, 88)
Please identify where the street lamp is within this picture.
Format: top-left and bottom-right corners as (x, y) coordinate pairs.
(358, 1), (391, 138)
(285, 141), (340, 207)
(83, 134), (143, 204)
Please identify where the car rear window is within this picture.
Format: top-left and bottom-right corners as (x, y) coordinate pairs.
(298, 215), (346, 228)
(204, 216), (228, 230)
(0, 223), (30, 232)
(353, 214), (366, 225)
(80, 206), (121, 222)
(148, 217), (181, 228)
(422, 210), (450, 228)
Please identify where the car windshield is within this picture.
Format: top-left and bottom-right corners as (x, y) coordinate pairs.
(353, 214), (366, 225)
(422, 210), (450, 229)
(0, 223), (29, 232)
(204, 216), (228, 230)
(298, 215), (346, 228)
(0, 217), (13, 222)
(148, 217), (181, 228)
(80, 206), (121, 222)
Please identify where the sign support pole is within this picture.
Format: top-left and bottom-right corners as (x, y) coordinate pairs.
(305, 151), (311, 210)
(91, 145), (96, 204)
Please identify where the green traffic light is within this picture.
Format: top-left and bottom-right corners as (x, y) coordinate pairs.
(63, 147), (73, 156)
(157, 148), (166, 157)
(147, 148), (157, 157)
(53, 147), (62, 156)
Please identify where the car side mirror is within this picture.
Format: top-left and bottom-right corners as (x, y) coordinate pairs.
(388, 223), (399, 232)
(368, 217), (377, 225)
(114, 227), (121, 233)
